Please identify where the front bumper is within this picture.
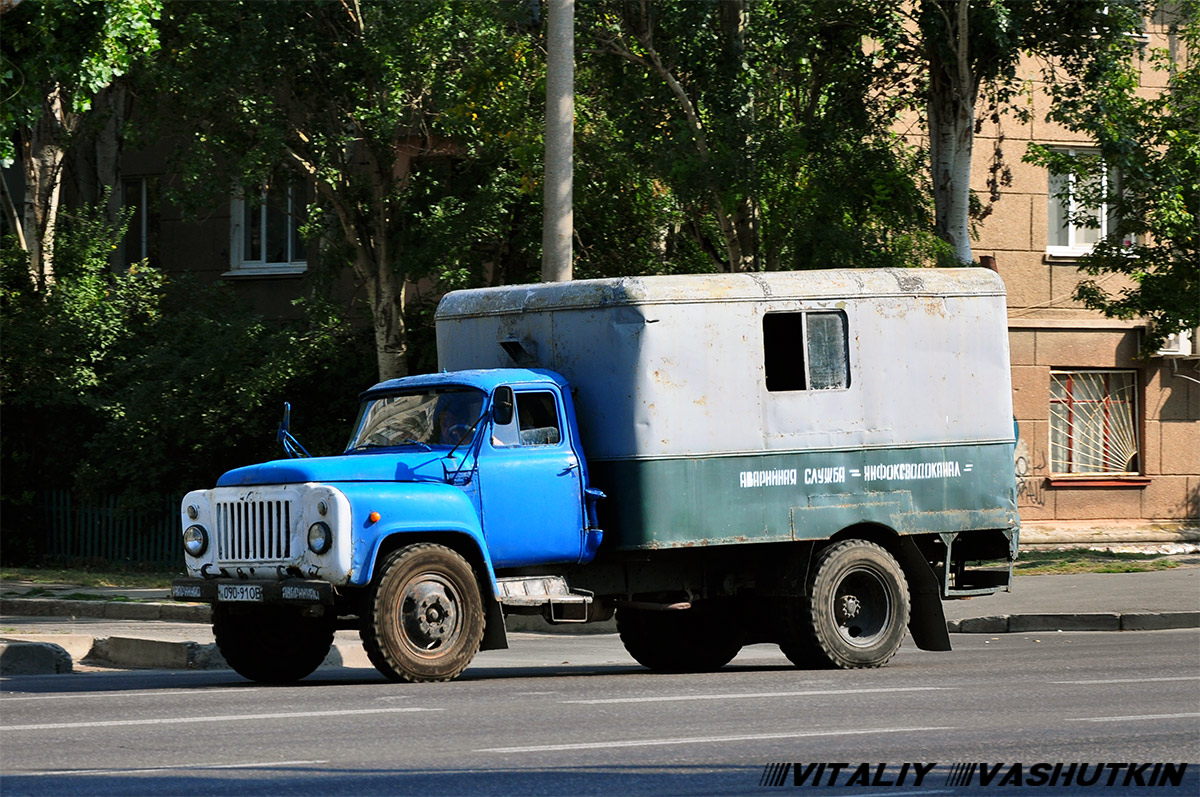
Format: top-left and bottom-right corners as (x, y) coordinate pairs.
(172, 577), (335, 606)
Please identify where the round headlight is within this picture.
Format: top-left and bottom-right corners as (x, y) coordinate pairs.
(307, 521), (332, 555)
(183, 525), (209, 557)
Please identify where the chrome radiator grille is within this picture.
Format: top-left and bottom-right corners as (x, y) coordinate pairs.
(215, 499), (293, 561)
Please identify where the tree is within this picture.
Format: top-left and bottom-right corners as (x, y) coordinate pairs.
(0, 0), (161, 292)
(146, 1), (540, 381)
(583, 0), (944, 274)
(906, 0), (1147, 265)
(1, 200), (373, 529)
(1027, 1), (1199, 352)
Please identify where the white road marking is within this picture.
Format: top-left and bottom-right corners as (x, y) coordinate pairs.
(564, 686), (951, 704)
(478, 725), (955, 754)
(10, 760), (328, 778)
(1066, 713), (1200, 723)
(2, 706), (441, 732)
(1050, 676), (1200, 685)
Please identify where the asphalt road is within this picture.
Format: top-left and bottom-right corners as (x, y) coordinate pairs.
(2, 630), (1198, 796)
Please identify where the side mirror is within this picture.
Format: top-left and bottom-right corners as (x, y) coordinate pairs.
(492, 386), (514, 426)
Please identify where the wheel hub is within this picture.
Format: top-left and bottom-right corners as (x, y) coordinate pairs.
(402, 578), (460, 651)
(833, 567), (890, 646)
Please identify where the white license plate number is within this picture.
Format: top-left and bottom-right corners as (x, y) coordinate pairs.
(218, 584), (263, 602)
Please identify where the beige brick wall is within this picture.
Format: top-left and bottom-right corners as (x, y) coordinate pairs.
(979, 16), (1200, 527)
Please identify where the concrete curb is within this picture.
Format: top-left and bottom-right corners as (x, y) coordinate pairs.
(0, 636), (371, 675)
(946, 611), (1200, 633)
(0, 641), (73, 675)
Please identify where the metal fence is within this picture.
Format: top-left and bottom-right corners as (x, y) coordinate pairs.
(41, 491), (182, 570)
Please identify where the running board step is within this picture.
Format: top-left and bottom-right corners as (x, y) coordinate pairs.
(495, 576), (593, 623)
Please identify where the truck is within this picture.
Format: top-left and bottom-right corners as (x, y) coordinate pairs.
(171, 268), (1019, 683)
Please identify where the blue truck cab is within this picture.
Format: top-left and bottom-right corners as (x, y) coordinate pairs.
(173, 368), (605, 683)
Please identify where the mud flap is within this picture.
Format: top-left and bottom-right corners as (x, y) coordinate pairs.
(480, 598), (509, 651)
(895, 537), (951, 652)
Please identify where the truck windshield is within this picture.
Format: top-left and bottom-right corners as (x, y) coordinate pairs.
(346, 388), (486, 451)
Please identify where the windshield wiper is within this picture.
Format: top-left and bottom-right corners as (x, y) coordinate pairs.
(445, 408), (488, 461)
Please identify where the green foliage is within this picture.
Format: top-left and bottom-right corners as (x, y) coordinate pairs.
(1, 205), (374, 528)
(1026, 1), (1199, 351)
(73, 282), (374, 506)
(1, 205), (161, 409)
(0, 0), (161, 165)
(137, 1), (548, 377)
(580, 0), (945, 272)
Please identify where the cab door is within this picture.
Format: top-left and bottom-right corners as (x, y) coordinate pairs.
(476, 387), (585, 569)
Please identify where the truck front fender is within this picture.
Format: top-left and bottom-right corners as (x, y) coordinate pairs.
(335, 482), (498, 593)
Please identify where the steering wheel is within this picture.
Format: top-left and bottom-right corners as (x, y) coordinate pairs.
(444, 424), (472, 443)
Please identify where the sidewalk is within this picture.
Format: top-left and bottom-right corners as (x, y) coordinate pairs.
(2, 566), (1198, 676)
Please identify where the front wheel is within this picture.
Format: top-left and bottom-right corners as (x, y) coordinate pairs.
(361, 543), (485, 683)
(213, 604), (334, 684)
(789, 540), (910, 669)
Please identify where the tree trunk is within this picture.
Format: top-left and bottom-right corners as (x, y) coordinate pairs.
(316, 176), (410, 382)
(72, 85), (128, 227)
(608, 2), (760, 273)
(362, 248), (409, 382)
(718, 0), (759, 272)
(20, 84), (71, 292)
(928, 81), (975, 264)
(926, 0), (977, 265)
(0, 174), (26, 252)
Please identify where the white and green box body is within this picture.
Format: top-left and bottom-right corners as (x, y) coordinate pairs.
(436, 268), (1018, 553)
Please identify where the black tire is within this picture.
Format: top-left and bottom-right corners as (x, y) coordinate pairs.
(788, 540), (910, 669)
(777, 599), (834, 670)
(617, 602), (743, 673)
(213, 604), (334, 684)
(360, 543), (485, 683)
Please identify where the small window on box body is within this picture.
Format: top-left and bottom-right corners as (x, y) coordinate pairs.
(763, 311), (849, 392)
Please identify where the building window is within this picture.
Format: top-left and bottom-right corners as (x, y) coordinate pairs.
(228, 182), (309, 275)
(1049, 370), (1139, 475)
(763, 311), (850, 392)
(121, 177), (159, 267)
(1046, 149), (1131, 257)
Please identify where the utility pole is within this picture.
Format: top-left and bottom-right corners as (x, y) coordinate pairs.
(541, 0), (573, 282)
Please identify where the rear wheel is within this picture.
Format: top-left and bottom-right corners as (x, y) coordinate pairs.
(361, 543), (485, 683)
(617, 602), (743, 673)
(786, 540), (910, 669)
(778, 599), (832, 670)
(213, 604), (334, 684)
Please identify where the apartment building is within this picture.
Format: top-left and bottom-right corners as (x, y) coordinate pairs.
(969, 16), (1199, 546)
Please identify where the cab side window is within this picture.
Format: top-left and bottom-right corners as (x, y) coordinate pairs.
(492, 390), (562, 447)
(517, 392), (561, 445)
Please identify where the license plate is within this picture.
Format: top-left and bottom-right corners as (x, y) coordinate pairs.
(218, 583), (263, 602)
